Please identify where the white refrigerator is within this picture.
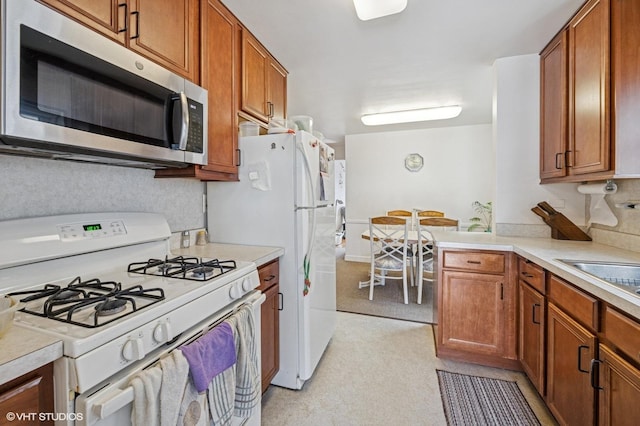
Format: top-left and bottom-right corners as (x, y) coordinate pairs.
(206, 131), (337, 390)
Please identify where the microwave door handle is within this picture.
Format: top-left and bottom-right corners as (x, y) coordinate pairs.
(169, 92), (189, 150)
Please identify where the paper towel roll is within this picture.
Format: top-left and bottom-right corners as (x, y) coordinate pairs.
(577, 182), (617, 194)
(577, 182), (618, 227)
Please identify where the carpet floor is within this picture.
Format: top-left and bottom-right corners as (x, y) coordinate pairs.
(336, 256), (434, 323)
(437, 370), (541, 426)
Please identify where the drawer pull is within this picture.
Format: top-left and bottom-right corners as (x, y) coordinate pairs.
(577, 345), (590, 373)
(522, 272), (534, 278)
(263, 274), (276, 282)
(466, 260), (481, 265)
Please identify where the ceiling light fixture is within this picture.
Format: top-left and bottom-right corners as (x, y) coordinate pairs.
(361, 105), (462, 126)
(353, 0), (407, 21)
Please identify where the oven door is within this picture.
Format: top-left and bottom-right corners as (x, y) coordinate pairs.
(75, 291), (264, 426)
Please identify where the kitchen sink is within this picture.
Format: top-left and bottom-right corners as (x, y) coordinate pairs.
(559, 259), (640, 296)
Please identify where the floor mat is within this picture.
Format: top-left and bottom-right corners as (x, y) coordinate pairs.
(436, 370), (541, 426)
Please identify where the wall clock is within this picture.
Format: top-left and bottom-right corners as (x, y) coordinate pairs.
(404, 153), (423, 172)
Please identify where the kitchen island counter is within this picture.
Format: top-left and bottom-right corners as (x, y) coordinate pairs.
(174, 242), (284, 268)
(431, 232), (640, 319)
(0, 327), (62, 385)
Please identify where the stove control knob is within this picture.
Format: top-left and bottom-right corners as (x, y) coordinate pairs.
(241, 278), (253, 292)
(122, 337), (145, 361)
(153, 322), (173, 343)
(229, 283), (242, 300)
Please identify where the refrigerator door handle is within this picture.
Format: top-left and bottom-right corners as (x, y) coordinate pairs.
(297, 141), (318, 296)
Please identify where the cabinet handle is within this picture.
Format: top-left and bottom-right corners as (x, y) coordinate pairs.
(269, 102), (274, 118)
(263, 274), (276, 282)
(236, 149), (241, 167)
(565, 150), (573, 168)
(590, 359), (603, 390)
(466, 260), (481, 265)
(555, 152), (564, 170)
(130, 11), (140, 40)
(118, 3), (128, 33)
(577, 345), (590, 373)
(532, 303), (541, 325)
(278, 292), (283, 311)
(522, 272), (534, 278)
(500, 283), (504, 300)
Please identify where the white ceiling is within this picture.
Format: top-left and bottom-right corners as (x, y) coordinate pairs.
(221, 0), (584, 143)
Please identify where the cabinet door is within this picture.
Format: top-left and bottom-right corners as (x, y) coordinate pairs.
(128, 0), (199, 82)
(0, 364), (54, 426)
(267, 60), (287, 120)
(611, 0), (640, 176)
(568, 0), (610, 175)
(439, 270), (507, 356)
(546, 302), (596, 425)
(540, 31), (568, 180)
(38, 0), (126, 43)
(242, 31), (269, 122)
(518, 281), (545, 396)
(200, 0), (239, 177)
(260, 283), (280, 394)
(598, 344), (640, 426)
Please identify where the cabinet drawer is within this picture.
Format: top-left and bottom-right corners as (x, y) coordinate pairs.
(548, 274), (599, 331)
(257, 259), (279, 291)
(442, 251), (505, 274)
(518, 258), (545, 294)
(604, 306), (640, 364)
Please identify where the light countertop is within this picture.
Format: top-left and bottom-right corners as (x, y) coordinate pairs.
(431, 231), (640, 319)
(1, 243), (283, 386)
(0, 327), (62, 385)
(173, 242), (284, 267)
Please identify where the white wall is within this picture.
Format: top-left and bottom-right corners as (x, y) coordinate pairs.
(493, 55), (585, 235)
(344, 125), (494, 261)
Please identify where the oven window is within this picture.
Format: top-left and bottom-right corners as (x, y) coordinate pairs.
(19, 25), (170, 147)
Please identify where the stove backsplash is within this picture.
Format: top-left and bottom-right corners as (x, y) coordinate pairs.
(0, 155), (206, 232)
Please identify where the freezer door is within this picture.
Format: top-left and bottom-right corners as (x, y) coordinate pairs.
(296, 132), (335, 208)
(296, 204), (337, 381)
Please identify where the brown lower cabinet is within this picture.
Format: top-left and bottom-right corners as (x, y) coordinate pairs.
(546, 302), (597, 425)
(436, 249), (518, 369)
(257, 259), (280, 393)
(597, 344), (640, 426)
(0, 363), (54, 426)
(518, 279), (546, 395)
(517, 262), (640, 426)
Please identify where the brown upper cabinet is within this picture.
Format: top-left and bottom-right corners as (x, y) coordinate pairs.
(241, 31), (288, 123)
(38, 0), (200, 83)
(157, 0), (241, 181)
(540, 0), (640, 183)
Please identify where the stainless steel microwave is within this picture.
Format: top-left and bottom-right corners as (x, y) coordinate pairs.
(0, 0), (207, 169)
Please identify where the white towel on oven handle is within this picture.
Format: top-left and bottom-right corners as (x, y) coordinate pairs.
(160, 350), (190, 426)
(130, 365), (162, 426)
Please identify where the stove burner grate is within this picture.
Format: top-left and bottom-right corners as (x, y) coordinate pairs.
(128, 256), (237, 282)
(9, 278), (165, 328)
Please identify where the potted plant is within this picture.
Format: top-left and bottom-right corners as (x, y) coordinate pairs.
(468, 201), (492, 232)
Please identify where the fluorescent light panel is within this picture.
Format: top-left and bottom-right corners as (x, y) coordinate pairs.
(361, 106), (462, 126)
(353, 0), (407, 21)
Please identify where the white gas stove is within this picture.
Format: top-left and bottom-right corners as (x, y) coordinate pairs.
(0, 212), (263, 426)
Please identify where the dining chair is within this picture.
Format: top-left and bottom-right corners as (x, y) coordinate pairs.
(362, 216), (412, 304)
(416, 217), (459, 304)
(415, 210), (445, 218)
(386, 209), (413, 227)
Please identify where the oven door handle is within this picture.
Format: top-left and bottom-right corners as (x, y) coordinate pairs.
(94, 387), (135, 419)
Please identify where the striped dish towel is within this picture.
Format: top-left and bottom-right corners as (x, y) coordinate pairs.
(228, 304), (260, 418)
